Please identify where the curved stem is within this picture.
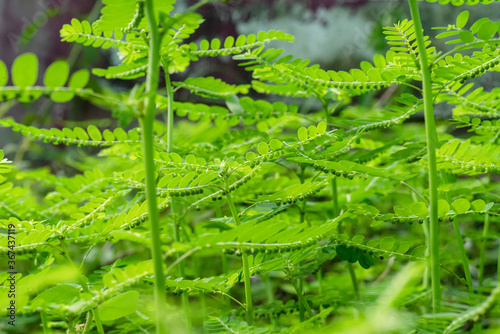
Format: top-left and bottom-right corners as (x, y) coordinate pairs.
(408, 0), (441, 312)
(143, 1), (167, 333)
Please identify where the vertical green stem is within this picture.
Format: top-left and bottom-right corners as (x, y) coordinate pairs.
(451, 217), (474, 296)
(497, 237), (500, 284)
(408, 0), (441, 312)
(61, 242), (105, 334)
(332, 178), (360, 300)
(172, 202), (192, 332)
(194, 256), (207, 326)
(68, 319), (76, 334)
(479, 213), (490, 292)
(441, 172), (473, 297)
(164, 68), (174, 153)
(299, 166), (307, 224)
(331, 178), (340, 218)
(91, 309), (104, 334)
(143, 1), (167, 332)
(291, 279), (314, 320)
(216, 204), (231, 310)
(82, 311), (93, 334)
(298, 277), (305, 322)
(41, 311), (50, 333)
(264, 272), (279, 328)
(225, 181), (253, 325)
(298, 165), (307, 320)
(164, 65), (190, 327)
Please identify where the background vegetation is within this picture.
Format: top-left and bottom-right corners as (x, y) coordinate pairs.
(1, 0), (500, 333)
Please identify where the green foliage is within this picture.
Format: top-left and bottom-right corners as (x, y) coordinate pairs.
(2, 1), (500, 334)
(0, 54), (91, 103)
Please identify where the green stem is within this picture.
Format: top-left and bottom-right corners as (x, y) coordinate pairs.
(332, 178), (360, 300)
(143, 1), (167, 332)
(298, 165), (307, 319)
(451, 217), (474, 296)
(60, 242), (105, 334)
(68, 319), (76, 334)
(331, 178), (340, 218)
(298, 277), (305, 322)
(264, 273), (279, 328)
(193, 256), (206, 326)
(216, 204), (231, 311)
(408, 0), (441, 312)
(171, 201), (192, 332)
(291, 279), (314, 320)
(41, 311), (50, 334)
(299, 166), (307, 224)
(316, 269), (325, 324)
(422, 219), (430, 291)
(440, 172), (473, 298)
(82, 312), (92, 334)
(479, 213), (490, 292)
(91, 310), (105, 334)
(164, 68), (174, 153)
(497, 237), (500, 285)
(225, 182), (253, 325)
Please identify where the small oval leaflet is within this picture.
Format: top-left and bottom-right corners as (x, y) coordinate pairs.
(12, 53), (38, 88)
(298, 127), (308, 141)
(0, 60), (7, 87)
(73, 127), (89, 141)
(44, 60), (69, 88)
(456, 11), (469, 29)
(317, 122), (327, 135)
(451, 198), (470, 214)
(257, 142), (269, 155)
(269, 139), (282, 150)
(113, 128), (128, 141)
(87, 125), (102, 141)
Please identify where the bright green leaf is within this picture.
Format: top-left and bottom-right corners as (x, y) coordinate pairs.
(451, 198), (470, 214)
(411, 202), (428, 218)
(12, 53), (38, 87)
(459, 31), (475, 43)
(298, 127), (308, 141)
(31, 285), (80, 309)
(269, 139), (282, 150)
(0, 60), (7, 86)
(471, 199), (486, 212)
(44, 61), (69, 88)
(380, 237), (395, 251)
(317, 122), (327, 134)
(257, 142), (269, 155)
(438, 199), (450, 217)
(98, 291), (139, 321)
(68, 69), (90, 89)
(87, 125), (102, 141)
(456, 11), (469, 29)
(477, 20), (498, 40)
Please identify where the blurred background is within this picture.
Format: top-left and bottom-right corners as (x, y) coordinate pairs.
(0, 0), (499, 169)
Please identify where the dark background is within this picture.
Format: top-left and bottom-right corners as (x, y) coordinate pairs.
(0, 0), (499, 165)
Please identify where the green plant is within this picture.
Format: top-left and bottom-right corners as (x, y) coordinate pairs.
(2, 0), (500, 333)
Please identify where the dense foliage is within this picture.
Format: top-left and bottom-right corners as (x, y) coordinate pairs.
(2, 0), (500, 333)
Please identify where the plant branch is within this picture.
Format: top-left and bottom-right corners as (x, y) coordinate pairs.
(408, 0), (441, 312)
